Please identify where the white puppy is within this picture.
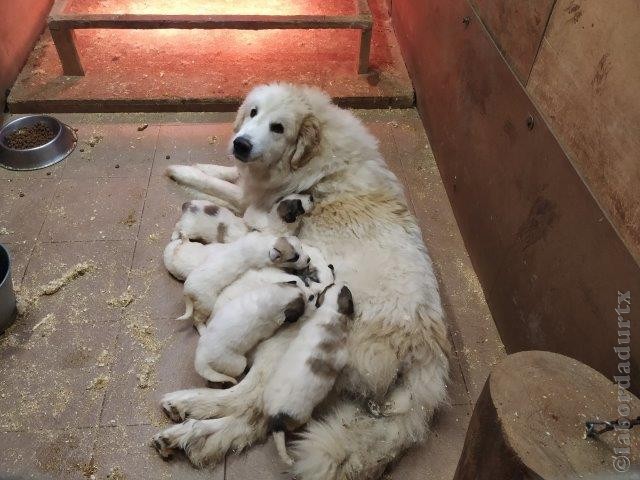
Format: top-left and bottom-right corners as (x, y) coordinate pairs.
(163, 232), (212, 281)
(194, 281), (308, 385)
(172, 200), (248, 244)
(263, 282), (354, 465)
(172, 194), (314, 244)
(179, 232), (310, 334)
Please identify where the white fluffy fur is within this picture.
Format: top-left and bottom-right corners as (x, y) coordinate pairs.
(172, 194), (314, 246)
(172, 200), (248, 243)
(264, 283), (351, 465)
(179, 232), (311, 334)
(156, 83), (449, 480)
(194, 282), (308, 385)
(163, 232), (213, 281)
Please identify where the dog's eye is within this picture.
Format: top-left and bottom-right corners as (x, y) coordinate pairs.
(250, 107), (257, 118)
(270, 123), (284, 134)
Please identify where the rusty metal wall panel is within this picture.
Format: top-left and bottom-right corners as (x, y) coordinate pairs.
(392, 0), (640, 389)
(470, 0), (555, 83)
(528, 0), (640, 265)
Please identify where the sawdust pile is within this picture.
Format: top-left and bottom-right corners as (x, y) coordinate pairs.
(86, 374), (110, 391)
(16, 262), (95, 316)
(106, 466), (126, 480)
(40, 262), (94, 296)
(106, 288), (134, 308)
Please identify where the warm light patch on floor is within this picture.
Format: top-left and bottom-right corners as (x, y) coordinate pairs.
(64, 0), (356, 16)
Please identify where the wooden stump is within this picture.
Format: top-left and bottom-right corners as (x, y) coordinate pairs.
(454, 351), (640, 479)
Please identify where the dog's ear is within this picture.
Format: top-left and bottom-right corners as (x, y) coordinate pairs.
(290, 115), (320, 171)
(233, 103), (248, 133)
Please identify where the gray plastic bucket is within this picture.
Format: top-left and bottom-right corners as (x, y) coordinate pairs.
(0, 244), (17, 333)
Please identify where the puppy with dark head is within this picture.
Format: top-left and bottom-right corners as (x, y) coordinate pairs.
(262, 282), (354, 465)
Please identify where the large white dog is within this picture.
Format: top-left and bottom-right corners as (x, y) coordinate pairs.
(153, 83), (450, 480)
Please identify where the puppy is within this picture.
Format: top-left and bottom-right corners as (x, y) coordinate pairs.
(163, 231), (212, 281)
(172, 194), (314, 244)
(243, 193), (315, 235)
(179, 232), (311, 334)
(263, 282), (355, 465)
(194, 281), (308, 385)
(172, 200), (248, 243)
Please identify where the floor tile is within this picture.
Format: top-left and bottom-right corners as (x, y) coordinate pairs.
(225, 437), (289, 480)
(40, 176), (147, 242)
(1, 241), (34, 287)
(152, 124), (234, 176)
(128, 175), (194, 320)
(62, 123), (159, 179)
(101, 315), (206, 427)
(0, 161), (66, 181)
(19, 240), (135, 327)
(446, 304), (505, 404)
(0, 428), (95, 480)
(0, 363), (107, 431)
(446, 349), (471, 406)
(389, 404), (472, 480)
(0, 178), (58, 244)
(93, 424), (223, 480)
(367, 122), (415, 214)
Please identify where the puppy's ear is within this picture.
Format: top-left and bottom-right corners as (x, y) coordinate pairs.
(233, 103), (248, 133)
(290, 115), (320, 171)
(269, 247), (282, 262)
(337, 286), (354, 317)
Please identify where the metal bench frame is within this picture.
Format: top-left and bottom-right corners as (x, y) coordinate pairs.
(48, 0), (373, 76)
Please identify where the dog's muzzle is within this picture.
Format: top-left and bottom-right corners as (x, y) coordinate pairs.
(233, 136), (253, 162)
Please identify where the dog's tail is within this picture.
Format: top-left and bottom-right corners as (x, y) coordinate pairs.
(273, 431), (294, 466)
(176, 296), (194, 321)
(194, 354), (238, 385)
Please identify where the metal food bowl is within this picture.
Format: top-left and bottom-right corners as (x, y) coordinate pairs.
(0, 115), (77, 171)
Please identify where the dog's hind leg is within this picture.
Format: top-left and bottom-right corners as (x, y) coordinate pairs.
(166, 165), (243, 210)
(195, 164), (239, 182)
(161, 326), (300, 423)
(154, 327), (302, 465)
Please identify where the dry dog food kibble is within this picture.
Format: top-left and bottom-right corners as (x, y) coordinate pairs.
(4, 122), (56, 150)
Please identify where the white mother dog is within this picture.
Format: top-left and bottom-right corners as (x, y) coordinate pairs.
(154, 83), (450, 480)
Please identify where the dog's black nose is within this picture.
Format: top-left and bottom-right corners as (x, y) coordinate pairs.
(233, 136), (252, 161)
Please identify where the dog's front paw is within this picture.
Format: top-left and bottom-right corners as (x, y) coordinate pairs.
(161, 393), (193, 422)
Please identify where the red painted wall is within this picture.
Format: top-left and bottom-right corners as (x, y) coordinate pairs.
(0, 0), (53, 111)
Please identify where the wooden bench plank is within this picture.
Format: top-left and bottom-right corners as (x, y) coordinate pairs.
(49, 13), (372, 30)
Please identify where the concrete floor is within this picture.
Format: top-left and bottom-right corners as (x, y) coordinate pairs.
(0, 109), (504, 479)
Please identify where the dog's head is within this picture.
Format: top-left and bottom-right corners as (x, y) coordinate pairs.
(230, 84), (321, 172)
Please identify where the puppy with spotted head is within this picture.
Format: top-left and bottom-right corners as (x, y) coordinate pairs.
(262, 282), (354, 465)
(172, 200), (249, 244)
(172, 194), (314, 246)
